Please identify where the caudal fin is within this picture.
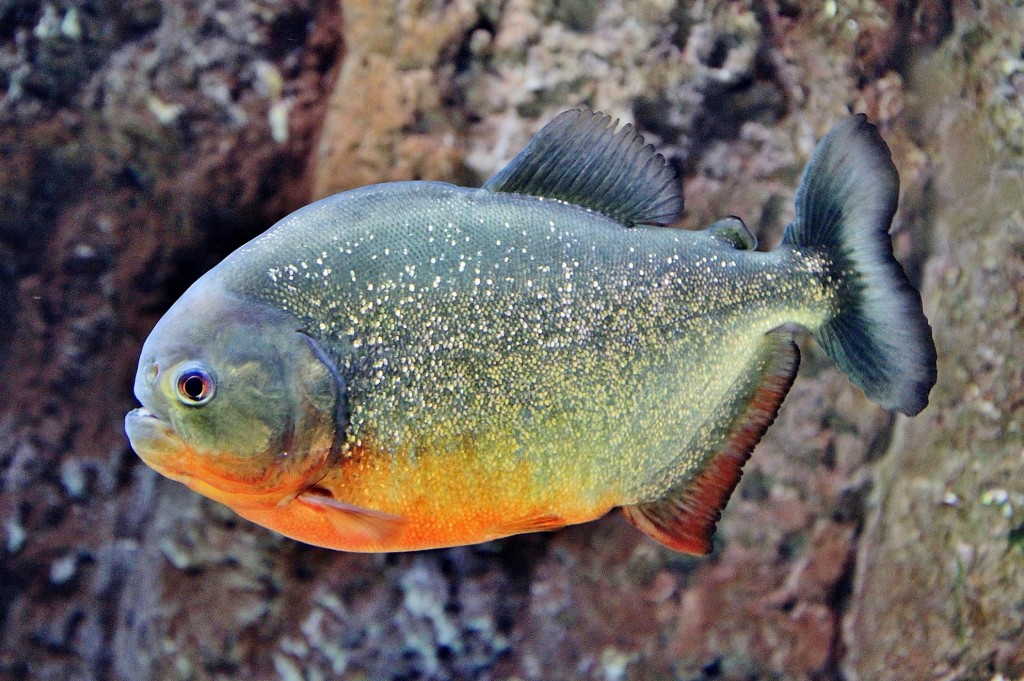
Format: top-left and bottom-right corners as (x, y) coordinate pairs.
(783, 115), (936, 415)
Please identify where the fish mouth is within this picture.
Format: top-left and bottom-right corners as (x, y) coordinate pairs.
(124, 407), (174, 444)
(125, 407), (243, 496)
(125, 407), (190, 478)
(124, 406), (307, 506)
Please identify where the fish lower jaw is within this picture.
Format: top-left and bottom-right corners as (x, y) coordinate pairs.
(124, 410), (318, 510)
(125, 408), (182, 462)
(125, 408), (214, 486)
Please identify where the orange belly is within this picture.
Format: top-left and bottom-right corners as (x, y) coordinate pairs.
(228, 439), (619, 552)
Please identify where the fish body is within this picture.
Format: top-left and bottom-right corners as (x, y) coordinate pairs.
(126, 110), (936, 554)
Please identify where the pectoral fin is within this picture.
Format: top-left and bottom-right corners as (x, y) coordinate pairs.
(297, 489), (406, 544)
(623, 330), (799, 555)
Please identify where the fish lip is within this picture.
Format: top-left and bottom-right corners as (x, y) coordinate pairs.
(124, 405), (171, 432)
(125, 406), (186, 472)
(126, 402), (178, 430)
(125, 408), (213, 491)
(124, 406), (301, 505)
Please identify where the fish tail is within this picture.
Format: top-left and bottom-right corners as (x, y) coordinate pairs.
(782, 115), (936, 415)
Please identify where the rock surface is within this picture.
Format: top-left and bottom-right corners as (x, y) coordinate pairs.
(1, 1), (1021, 680)
(844, 4), (1024, 677)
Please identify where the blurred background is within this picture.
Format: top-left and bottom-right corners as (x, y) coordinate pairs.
(1, 0), (1022, 679)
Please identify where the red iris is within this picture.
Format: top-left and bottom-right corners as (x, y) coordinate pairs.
(177, 370), (213, 403)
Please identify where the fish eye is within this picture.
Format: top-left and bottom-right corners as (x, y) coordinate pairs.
(175, 366), (215, 406)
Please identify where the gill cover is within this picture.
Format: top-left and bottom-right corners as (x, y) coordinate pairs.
(129, 277), (345, 507)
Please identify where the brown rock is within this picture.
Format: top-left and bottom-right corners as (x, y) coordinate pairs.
(843, 6), (1024, 679)
(311, 0), (480, 198)
(3, 1), (1018, 680)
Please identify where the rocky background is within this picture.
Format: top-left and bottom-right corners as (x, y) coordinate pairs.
(1, 0), (1022, 679)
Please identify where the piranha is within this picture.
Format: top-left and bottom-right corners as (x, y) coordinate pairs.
(125, 109), (936, 554)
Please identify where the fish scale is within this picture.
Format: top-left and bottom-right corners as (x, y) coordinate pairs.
(125, 110), (935, 554)
(221, 182), (830, 508)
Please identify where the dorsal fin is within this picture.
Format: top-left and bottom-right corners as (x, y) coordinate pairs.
(483, 109), (684, 227)
(622, 330), (799, 555)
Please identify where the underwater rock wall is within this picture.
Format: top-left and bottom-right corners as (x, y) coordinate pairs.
(1, 1), (1021, 680)
(0, 1), (344, 678)
(844, 4), (1024, 677)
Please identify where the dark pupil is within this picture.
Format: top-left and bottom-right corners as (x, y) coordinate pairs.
(182, 374), (207, 400)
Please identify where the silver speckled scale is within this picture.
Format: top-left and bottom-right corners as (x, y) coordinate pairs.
(225, 180), (827, 499)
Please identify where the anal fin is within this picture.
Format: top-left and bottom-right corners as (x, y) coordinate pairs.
(622, 330), (800, 555)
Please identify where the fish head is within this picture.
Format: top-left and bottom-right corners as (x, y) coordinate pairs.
(125, 276), (341, 510)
